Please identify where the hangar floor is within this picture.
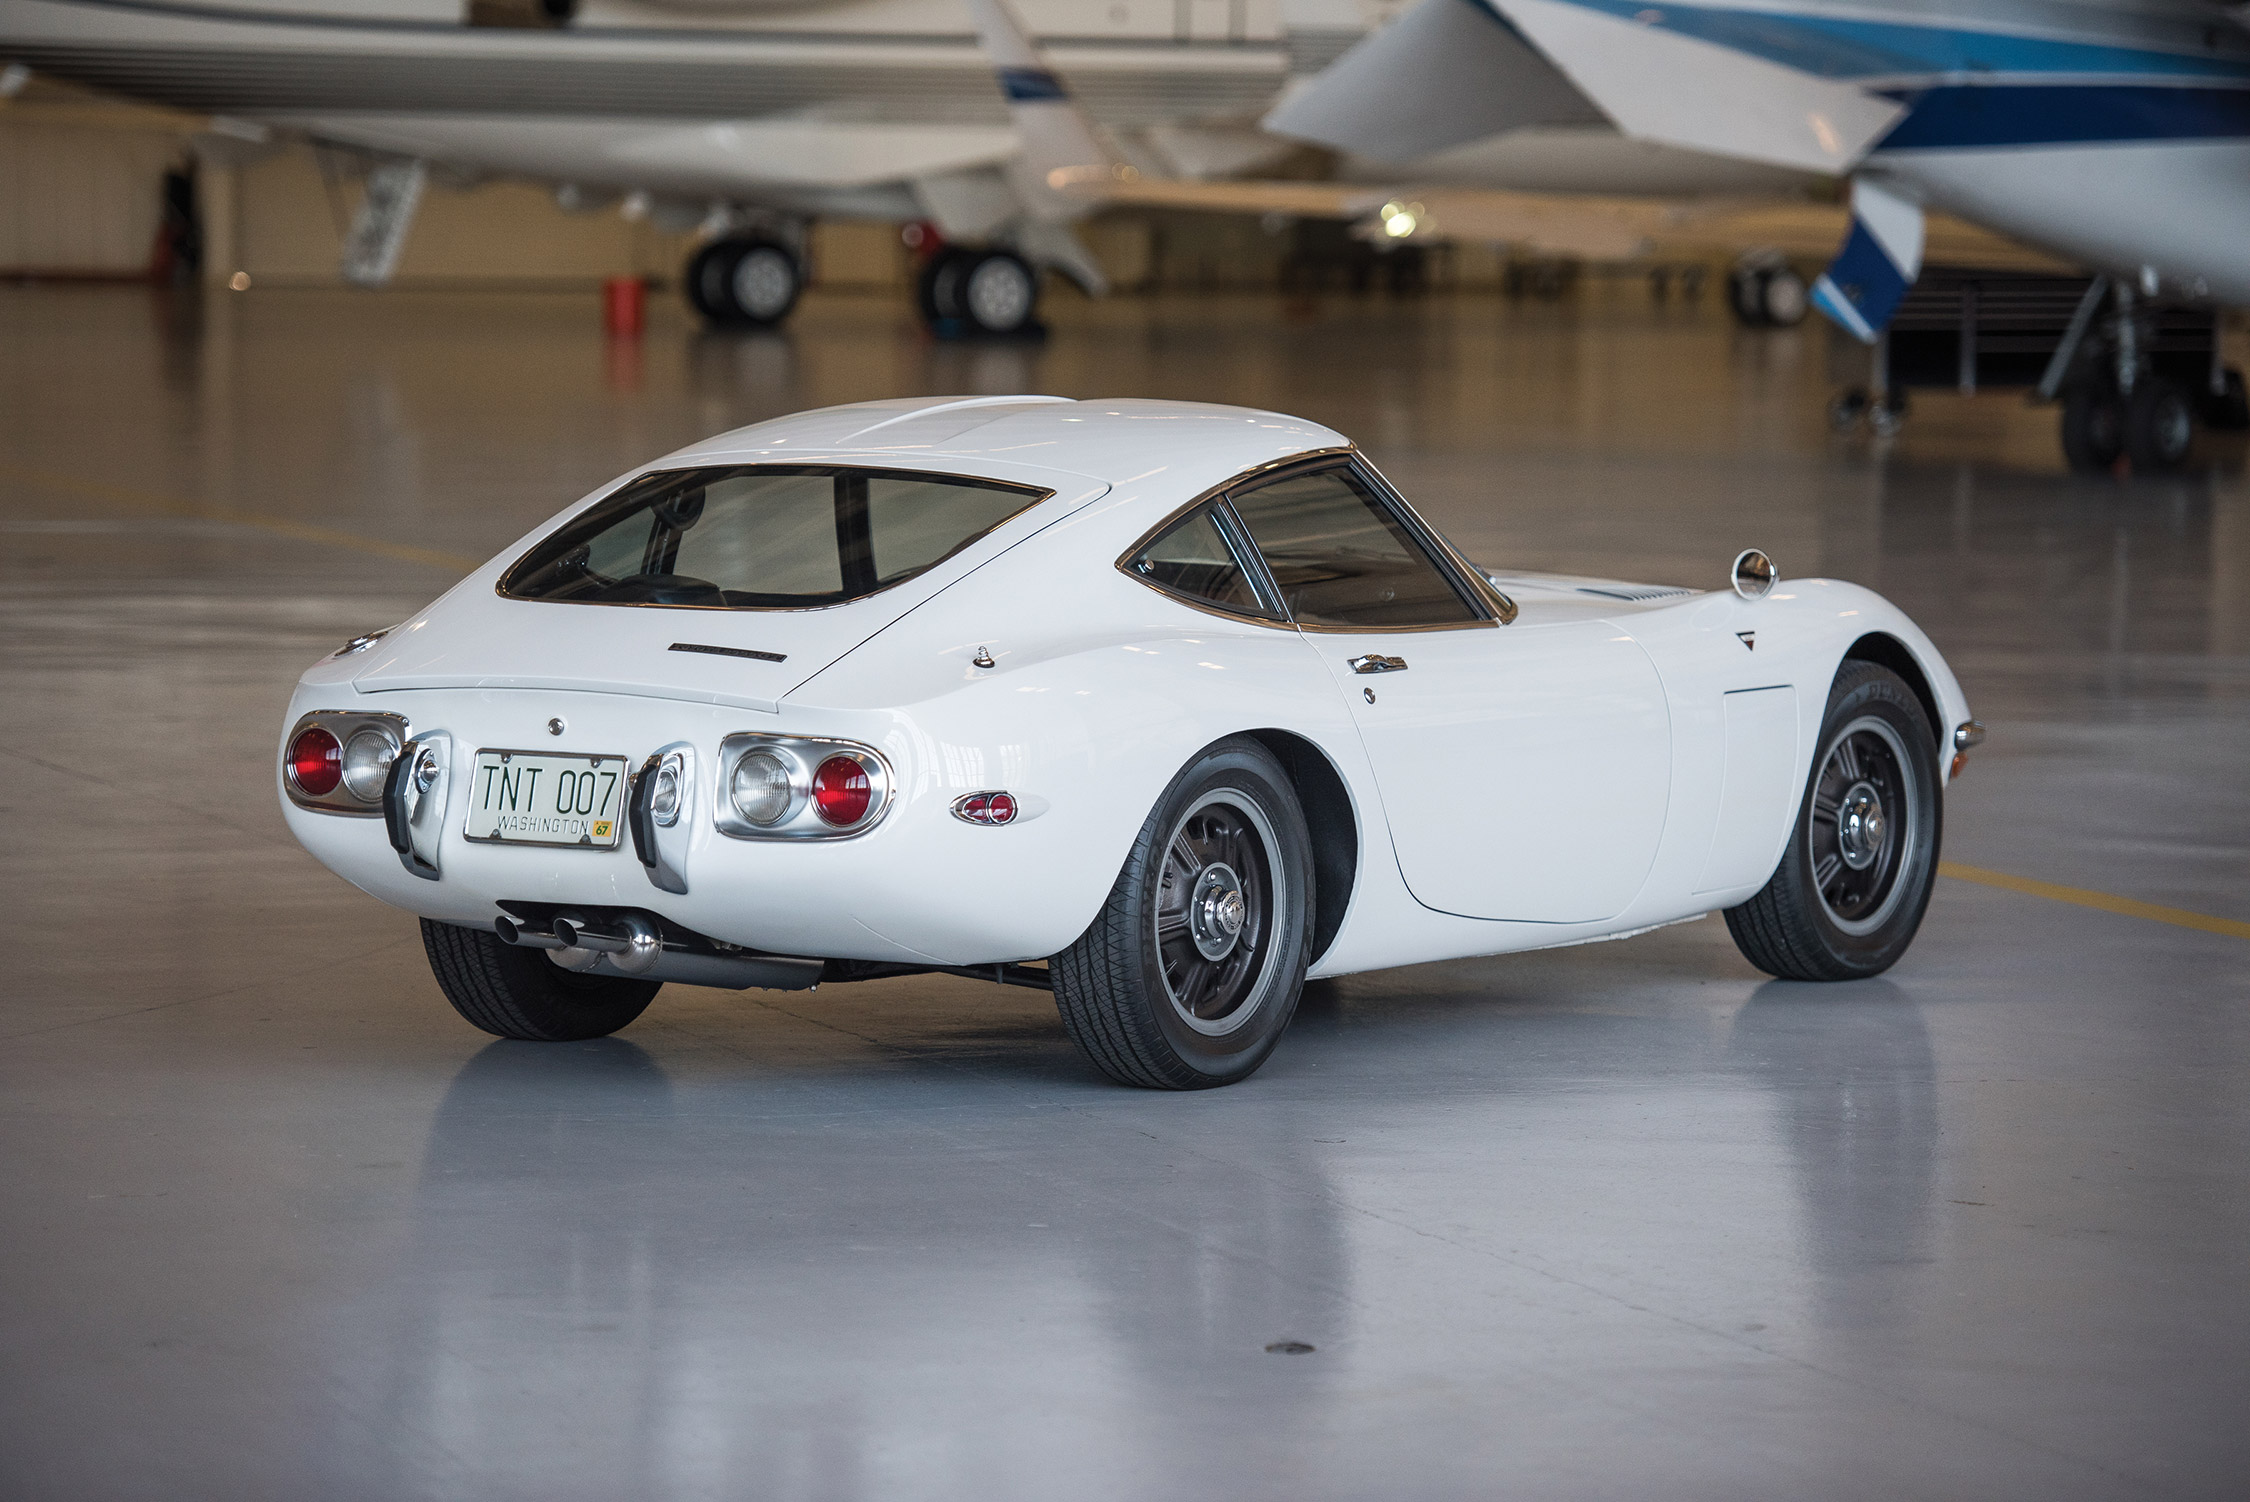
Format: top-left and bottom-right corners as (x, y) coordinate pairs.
(3, 284), (2247, 1501)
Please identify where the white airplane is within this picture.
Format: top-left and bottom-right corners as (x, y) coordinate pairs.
(1263, 0), (2250, 469)
(0, 0), (1305, 334)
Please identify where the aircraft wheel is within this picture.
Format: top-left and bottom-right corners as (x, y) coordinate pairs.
(2060, 379), (2125, 472)
(683, 238), (736, 323)
(1828, 387), (1870, 432)
(2124, 376), (2195, 473)
(960, 250), (1040, 335)
(1759, 265), (1809, 326)
(917, 247), (972, 326)
(1867, 390), (1909, 438)
(687, 237), (802, 327)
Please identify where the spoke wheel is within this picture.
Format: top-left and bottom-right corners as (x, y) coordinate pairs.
(1153, 792), (1283, 1036)
(1725, 662), (1942, 982)
(1051, 737), (1314, 1089)
(1806, 715), (1917, 935)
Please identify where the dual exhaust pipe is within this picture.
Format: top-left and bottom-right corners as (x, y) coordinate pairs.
(495, 911), (821, 991)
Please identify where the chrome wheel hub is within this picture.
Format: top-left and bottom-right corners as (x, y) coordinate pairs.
(1808, 716), (1921, 935)
(1189, 863), (1247, 961)
(1154, 793), (1284, 1037)
(1836, 781), (1886, 870)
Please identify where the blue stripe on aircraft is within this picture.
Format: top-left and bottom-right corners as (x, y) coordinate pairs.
(1877, 83), (2250, 149)
(1544, 0), (2250, 83)
(998, 67), (1070, 102)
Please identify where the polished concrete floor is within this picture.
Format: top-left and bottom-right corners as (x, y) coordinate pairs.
(3, 282), (2248, 1500)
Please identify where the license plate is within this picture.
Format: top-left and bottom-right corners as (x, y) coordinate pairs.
(464, 750), (629, 848)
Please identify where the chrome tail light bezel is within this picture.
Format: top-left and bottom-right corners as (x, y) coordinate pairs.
(714, 732), (894, 840)
(283, 710), (409, 816)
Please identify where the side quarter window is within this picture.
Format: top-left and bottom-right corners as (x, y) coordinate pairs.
(1228, 466), (1481, 628)
(1126, 502), (1279, 618)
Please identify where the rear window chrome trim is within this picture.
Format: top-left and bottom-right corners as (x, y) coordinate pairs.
(1118, 447), (1517, 631)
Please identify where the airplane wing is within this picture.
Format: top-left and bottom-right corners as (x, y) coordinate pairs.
(1262, 0), (1606, 163)
(1488, 0), (1907, 174)
(1067, 175), (2063, 272)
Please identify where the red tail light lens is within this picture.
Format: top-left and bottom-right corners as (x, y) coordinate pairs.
(811, 755), (872, 826)
(289, 727), (343, 796)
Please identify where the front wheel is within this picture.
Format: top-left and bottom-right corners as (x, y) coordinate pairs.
(1051, 737), (1314, 1088)
(422, 919), (659, 1041)
(1725, 663), (1942, 981)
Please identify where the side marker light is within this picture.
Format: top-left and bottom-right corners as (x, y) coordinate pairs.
(951, 791), (1019, 826)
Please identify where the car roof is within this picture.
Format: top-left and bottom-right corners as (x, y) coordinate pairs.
(655, 396), (1351, 487)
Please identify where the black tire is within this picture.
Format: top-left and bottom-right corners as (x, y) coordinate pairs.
(1728, 265), (1768, 327)
(420, 919), (659, 1042)
(2125, 375), (2195, 473)
(958, 250), (1039, 335)
(1725, 663), (1942, 982)
(2061, 378), (2124, 472)
(686, 237), (801, 328)
(1051, 737), (1314, 1089)
(1759, 265), (1809, 326)
(683, 238), (736, 324)
(917, 247), (972, 326)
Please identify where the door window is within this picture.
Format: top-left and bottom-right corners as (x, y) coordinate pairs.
(1125, 502), (1279, 618)
(1228, 467), (1480, 628)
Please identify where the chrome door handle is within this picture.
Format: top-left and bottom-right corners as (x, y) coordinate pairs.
(1347, 654), (1408, 674)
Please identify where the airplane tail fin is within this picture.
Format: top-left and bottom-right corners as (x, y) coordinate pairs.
(963, 0), (1116, 221)
(1810, 177), (1925, 342)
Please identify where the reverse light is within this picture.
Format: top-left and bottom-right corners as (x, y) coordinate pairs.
(812, 755), (872, 826)
(289, 727), (343, 796)
(340, 728), (399, 802)
(731, 750), (794, 826)
(650, 759), (683, 826)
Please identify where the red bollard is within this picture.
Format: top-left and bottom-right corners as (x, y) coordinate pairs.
(603, 275), (645, 338)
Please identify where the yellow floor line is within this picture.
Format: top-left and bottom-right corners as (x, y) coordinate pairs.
(1940, 861), (2250, 941)
(3, 467), (481, 573)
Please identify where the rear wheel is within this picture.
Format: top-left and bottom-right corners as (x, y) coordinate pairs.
(1051, 738), (1313, 1088)
(1725, 663), (1941, 982)
(2125, 376), (2195, 473)
(421, 919), (659, 1041)
(2061, 378), (2125, 472)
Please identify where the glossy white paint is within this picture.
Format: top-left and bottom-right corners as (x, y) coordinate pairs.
(279, 396), (1973, 980)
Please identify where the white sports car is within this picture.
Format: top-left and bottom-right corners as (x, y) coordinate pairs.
(279, 396), (1980, 1088)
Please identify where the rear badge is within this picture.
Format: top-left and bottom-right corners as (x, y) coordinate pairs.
(952, 791), (1019, 825)
(1736, 631), (1757, 651)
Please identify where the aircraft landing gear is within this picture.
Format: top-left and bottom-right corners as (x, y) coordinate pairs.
(685, 236), (803, 328)
(1729, 250), (1809, 328)
(918, 246), (1043, 337)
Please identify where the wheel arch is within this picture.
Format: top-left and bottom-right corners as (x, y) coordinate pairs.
(1842, 631), (1941, 749)
(1243, 728), (1358, 966)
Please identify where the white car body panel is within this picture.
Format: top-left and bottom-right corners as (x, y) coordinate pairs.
(279, 397), (1971, 983)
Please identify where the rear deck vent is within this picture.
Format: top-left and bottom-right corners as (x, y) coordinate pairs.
(1577, 585), (1696, 602)
(670, 642), (787, 663)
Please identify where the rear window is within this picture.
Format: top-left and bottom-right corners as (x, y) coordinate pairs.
(500, 465), (1050, 609)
